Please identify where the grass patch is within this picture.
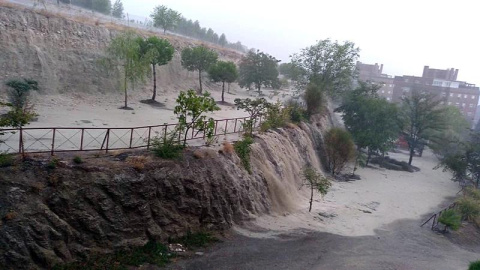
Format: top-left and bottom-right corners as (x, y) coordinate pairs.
(170, 231), (218, 249)
(52, 241), (172, 270)
(151, 135), (184, 159)
(457, 197), (480, 222)
(73, 156), (83, 164)
(47, 158), (59, 169)
(469, 260), (480, 270)
(0, 152), (14, 167)
(234, 136), (254, 174)
(438, 209), (462, 231)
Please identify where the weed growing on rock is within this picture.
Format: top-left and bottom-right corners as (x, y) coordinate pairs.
(234, 136), (254, 173)
(47, 158), (59, 169)
(170, 231), (218, 249)
(73, 156), (83, 164)
(151, 134), (184, 159)
(0, 152), (14, 167)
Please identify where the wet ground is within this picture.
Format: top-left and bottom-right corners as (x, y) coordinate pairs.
(167, 219), (479, 270)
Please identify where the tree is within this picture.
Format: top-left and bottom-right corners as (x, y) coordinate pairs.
(174, 90), (220, 146)
(304, 83), (324, 116)
(92, 0), (111, 14)
(238, 50), (280, 94)
(399, 90), (446, 165)
(234, 98), (270, 136)
(181, 45), (218, 94)
(105, 31), (150, 109)
(278, 62), (305, 81)
(324, 128), (355, 175)
(138, 37), (174, 101)
(111, 0), (124, 18)
(150, 5), (181, 34)
(336, 82), (400, 166)
(208, 61), (238, 103)
(301, 165), (331, 212)
(290, 39), (359, 98)
(218, 33), (227, 47)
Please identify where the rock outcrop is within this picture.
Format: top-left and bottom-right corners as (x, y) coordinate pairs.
(0, 119), (330, 269)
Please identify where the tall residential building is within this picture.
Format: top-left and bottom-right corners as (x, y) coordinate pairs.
(392, 66), (479, 126)
(355, 61), (394, 101)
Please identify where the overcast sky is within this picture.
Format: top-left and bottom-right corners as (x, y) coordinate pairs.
(124, 0), (480, 85)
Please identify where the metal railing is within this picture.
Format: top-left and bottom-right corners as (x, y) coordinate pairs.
(420, 202), (457, 230)
(0, 116), (259, 155)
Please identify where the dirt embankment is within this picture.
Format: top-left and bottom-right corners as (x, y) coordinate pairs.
(0, 114), (332, 269)
(0, 4), (243, 95)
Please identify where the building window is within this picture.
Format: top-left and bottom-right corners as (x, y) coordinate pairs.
(472, 95), (476, 99)
(441, 92), (447, 97)
(470, 104), (474, 108)
(458, 94), (462, 98)
(450, 93), (453, 97)
(464, 94), (468, 98)
(462, 103), (466, 107)
(386, 97), (391, 101)
(448, 102), (452, 105)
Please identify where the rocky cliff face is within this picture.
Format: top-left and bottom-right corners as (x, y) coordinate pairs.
(0, 5), (242, 95)
(0, 118), (330, 269)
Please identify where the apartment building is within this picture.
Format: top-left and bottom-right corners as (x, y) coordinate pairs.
(355, 62), (394, 101)
(392, 66), (479, 126)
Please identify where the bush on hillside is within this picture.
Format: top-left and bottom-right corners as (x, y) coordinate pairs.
(457, 197), (480, 222)
(260, 101), (290, 132)
(438, 209), (461, 231)
(151, 133), (184, 159)
(234, 136), (254, 174)
(469, 260), (480, 270)
(324, 128), (355, 175)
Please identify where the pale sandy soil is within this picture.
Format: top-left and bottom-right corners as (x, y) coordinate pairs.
(236, 149), (460, 238)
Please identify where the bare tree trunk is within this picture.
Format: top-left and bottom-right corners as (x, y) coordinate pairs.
(408, 148), (414, 165)
(227, 83), (230, 93)
(124, 70), (128, 108)
(152, 64), (157, 101)
(221, 81), (225, 102)
(309, 186), (314, 212)
(198, 70), (203, 94)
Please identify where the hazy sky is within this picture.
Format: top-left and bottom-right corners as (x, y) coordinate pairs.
(124, 0), (480, 85)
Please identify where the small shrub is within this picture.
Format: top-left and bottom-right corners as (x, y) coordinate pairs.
(222, 141), (234, 154)
(73, 156), (83, 164)
(47, 174), (60, 186)
(469, 261), (480, 270)
(170, 231), (218, 249)
(126, 156), (147, 171)
(438, 209), (461, 231)
(47, 158), (59, 169)
(193, 150), (205, 159)
(304, 83), (325, 117)
(260, 101), (290, 132)
(31, 182), (45, 193)
(324, 128), (355, 175)
(234, 136), (254, 173)
(0, 152), (14, 167)
(465, 187), (480, 201)
(151, 134), (184, 159)
(285, 99), (307, 123)
(457, 197), (480, 221)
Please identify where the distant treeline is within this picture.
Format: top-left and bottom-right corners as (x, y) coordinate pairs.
(58, 0), (249, 52)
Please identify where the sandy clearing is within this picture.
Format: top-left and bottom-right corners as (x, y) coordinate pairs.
(237, 149), (460, 237)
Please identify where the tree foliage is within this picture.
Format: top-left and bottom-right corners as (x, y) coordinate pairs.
(111, 0), (124, 18)
(208, 61), (238, 102)
(301, 165), (331, 212)
(290, 39), (359, 98)
(234, 98), (269, 136)
(174, 90), (220, 146)
(138, 36), (174, 101)
(105, 31), (150, 108)
(336, 81), (400, 165)
(304, 83), (324, 117)
(238, 50), (280, 94)
(181, 46), (218, 94)
(150, 5), (182, 34)
(278, 62), (304, 81)
(324, 128), (355, 175)
(399, 90), (446, 165)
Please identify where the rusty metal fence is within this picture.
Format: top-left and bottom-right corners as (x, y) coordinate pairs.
(0, 117), (259, 155)
(420, 202), (457, 230)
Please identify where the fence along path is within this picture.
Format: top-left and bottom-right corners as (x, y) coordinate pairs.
(0, 117), (259, 155)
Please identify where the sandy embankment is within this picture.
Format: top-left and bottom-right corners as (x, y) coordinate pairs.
(237, 150), (460, 237)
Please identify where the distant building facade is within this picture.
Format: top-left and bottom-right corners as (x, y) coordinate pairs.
(392, 66), (479, 126)
(356, 62), (394, 101)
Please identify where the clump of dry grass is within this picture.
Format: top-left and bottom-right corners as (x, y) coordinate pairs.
(286, 123), (298, 129)
(193, 150), (205, 159)
(126, 156), (148, 171)
(222, 141), (234, 154)
(4, 211), (17, 221)
(31, 182), (46, 193)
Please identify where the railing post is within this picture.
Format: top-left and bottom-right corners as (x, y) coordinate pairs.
(214, 120), (218, 136)
(51, 128), (56, 156)
(129, 128), (134, 148)
(431, 214), (436, 230)
(105, 128), (110, 153)
(147, 126), (153, 150)
(18, 126), (23, 154)
(80, 128), (84, 150)
(224, 119), (228, 135)
(234, 118), (238, 133)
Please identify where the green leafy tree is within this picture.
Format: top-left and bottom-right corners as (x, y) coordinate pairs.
(174, 90), (220, 146)
(336, 82), (400, 166)
(301, 165), (332, 212)
(218, 33), (227, 47)
(138, 37), (174, 101)
(290, 39), (359, 98)
(324, 128), (355, 175)
(278, 62), (305, 81)
(399, 90), (446, 165)
(181, 45), (218, 94)
(111, 0), (124, 18)
(92, 0), (111, 14)
(304, 82), (324, 116)
(5, 79), (38, 111)
(150, 5), (182, 34)
(234, 98), (270, 136)
(105, 31), (150, 109)
(238, 50), (280, 94)
(208, 61), (238, 102)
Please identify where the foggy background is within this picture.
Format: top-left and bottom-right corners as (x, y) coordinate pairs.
(125, 0), (478, 85)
